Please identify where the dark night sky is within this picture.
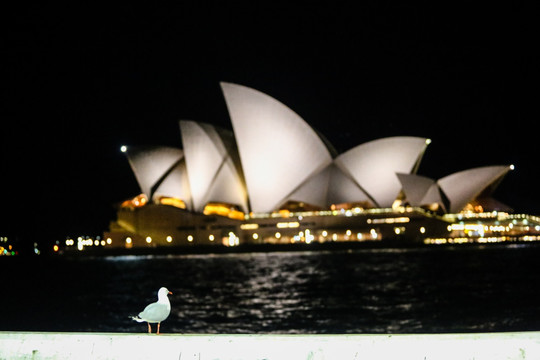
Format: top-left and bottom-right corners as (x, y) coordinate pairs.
(2, 3), (537, 245)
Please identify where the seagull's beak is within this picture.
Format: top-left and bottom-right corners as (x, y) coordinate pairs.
(169, 291), (172, 295)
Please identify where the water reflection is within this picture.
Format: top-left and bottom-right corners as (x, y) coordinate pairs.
(2, 245), (540, 333)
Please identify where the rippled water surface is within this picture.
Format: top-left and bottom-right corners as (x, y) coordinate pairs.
(2, 244), (540, 333)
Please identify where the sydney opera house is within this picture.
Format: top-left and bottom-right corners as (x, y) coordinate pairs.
(86, 82), (539, 251)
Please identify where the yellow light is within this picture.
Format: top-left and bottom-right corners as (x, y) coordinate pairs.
(241, 223), (259, 230)
(277, 221), (300, 228)
(346, 230), (352, 236)
(322, 230), (328, 237)
(253, 233), (259, 240)
(275, 232), (281, 239)
(146, 236), (152, 244)
(166, 236), (173, 243)
(125, 237), (132, 244)
(158, 197), (186, 209)
(187, 235), (193, 242)
(53, 245), (59, 252)
(94, 240), (99, 246)
(420, 227), (426, 234)
(106, 238), (112, 245)
(209, 235), (215, 241)
(100, 240), (106, 246)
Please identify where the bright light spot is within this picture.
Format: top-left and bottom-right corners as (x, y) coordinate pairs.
(426, 138), (432, 145)
(53, 245), (59, 252)
(100, 240), (106, 246)
(322, 230), (328, 237)
(106, 238), (112, 245)
(227, 232), (239, 246)
(166, 236), (173, 243)
(94, 240), (100, 246)
(241, 223), (259, 230)
(275, 232), (281, 239)
(187, 235), (193, 242)
(209, 234), (215, 241)
(125, 237), (132, 244)
(146, 236), (152, 244)
(120, 145), (127, 152)
(420, 227), (426, 234)
(277, 222), (300, 228)
(346, 229), (352, 236)
(510, 164), (515, 170)
(305, 229), (314, 243)
(252, 233), (259, 240)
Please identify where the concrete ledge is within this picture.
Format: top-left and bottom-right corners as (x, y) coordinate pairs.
(1, 331), (539, 359)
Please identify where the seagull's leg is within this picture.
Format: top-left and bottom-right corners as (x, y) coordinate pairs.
(147, 323), (152, 333)
(157, 322), (161, 335)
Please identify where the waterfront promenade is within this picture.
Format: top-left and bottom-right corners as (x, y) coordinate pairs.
(1, 331), (539, 359)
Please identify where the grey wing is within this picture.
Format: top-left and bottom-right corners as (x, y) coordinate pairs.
(139, 303), (170, 322)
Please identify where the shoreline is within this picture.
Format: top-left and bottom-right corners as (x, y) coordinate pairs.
(52, 239), (540, 258)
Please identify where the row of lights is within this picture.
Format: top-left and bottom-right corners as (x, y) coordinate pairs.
(65, 236), (112, 251)
(124, 234), (224, 245)
(425, 235), (540, 245)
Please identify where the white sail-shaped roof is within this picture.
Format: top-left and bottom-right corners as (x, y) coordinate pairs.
(396, 173), (436, 206)
(179, 120), (248, 212)
(438, 165), (513, 213)
(335, 137), (430, 207)
(421, 183), (447, 212)
(397, 173), (447, 211)
(283, 165), (333, 209)
(153, 160), (192, 208)
(221, 82), (333, 213)
(327, 165), (372, 206)
(124, 146), (185, 201)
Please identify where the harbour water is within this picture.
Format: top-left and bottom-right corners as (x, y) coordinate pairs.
(1, 244), (539, 334)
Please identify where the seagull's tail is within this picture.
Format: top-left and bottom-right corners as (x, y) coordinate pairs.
(130, 315), (144, 323)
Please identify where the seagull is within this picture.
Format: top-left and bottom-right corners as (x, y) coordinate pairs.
(131, 287), (172, 334)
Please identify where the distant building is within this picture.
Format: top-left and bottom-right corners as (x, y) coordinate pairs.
(83, 82), (539, 251)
